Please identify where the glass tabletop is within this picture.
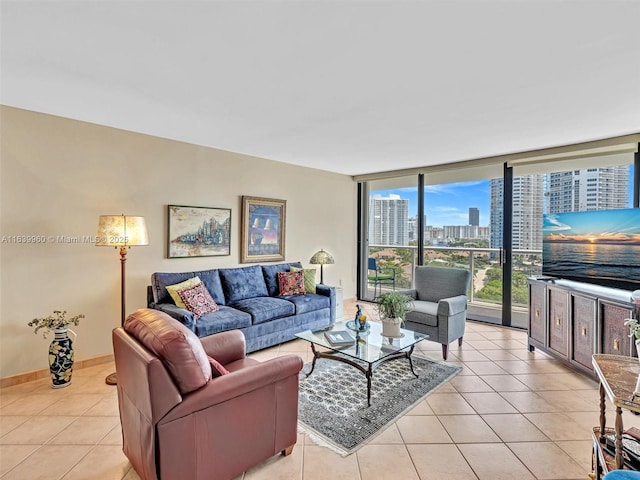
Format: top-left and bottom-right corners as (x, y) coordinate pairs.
(295, 320), (428, 365)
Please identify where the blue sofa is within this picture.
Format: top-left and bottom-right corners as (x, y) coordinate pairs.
(147, 262), (336, 352)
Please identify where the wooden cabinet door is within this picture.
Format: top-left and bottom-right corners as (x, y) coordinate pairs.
(571, 294), (596, 370)
(529, 282), (546, 345)
(601, 301), (634, 356)
(548, 287), (569, 357)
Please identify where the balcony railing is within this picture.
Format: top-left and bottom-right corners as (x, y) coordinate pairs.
(366, 244), (542, 311)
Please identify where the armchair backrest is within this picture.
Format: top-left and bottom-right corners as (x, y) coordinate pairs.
(414, 266), (471, 303)
(124, 308), (212, 395)
(113, 326), (182, 480)
(114, 308), (216, 480)
(368, 257), (377, 272)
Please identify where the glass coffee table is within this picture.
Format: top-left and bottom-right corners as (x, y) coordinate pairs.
(295, 320), (428, 406)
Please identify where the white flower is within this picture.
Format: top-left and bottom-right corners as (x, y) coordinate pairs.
(624, 318), (640, 340)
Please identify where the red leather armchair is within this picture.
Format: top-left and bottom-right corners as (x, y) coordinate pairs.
(112, 308), (303, 480)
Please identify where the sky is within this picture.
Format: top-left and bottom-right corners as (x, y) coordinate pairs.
(375, 181), (491, 227)
(374, 165), (635, 228)
(543, 208), (640, 243)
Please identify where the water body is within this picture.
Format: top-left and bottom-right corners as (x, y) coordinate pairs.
(543, 242), (640, 290)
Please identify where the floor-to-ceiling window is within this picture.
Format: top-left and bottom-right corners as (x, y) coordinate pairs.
(422, 176), (504, 324)
(508, 153), (636, 326)
(360, 176), (417, 301)
(357, 139), (639, 329)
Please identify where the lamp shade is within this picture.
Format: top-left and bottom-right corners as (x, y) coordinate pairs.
(96, 215), (149, 247)
(309, 249), (335, 265)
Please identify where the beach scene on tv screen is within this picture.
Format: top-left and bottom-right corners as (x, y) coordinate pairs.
(542, 208), (640, 290)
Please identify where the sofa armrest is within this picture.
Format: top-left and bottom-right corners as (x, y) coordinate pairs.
(147, 285), (155, 307)
(315, 284), (336, 323)
(315, 284), (334, 298)
(397, 289), (417, 300)
(437, 295), (468, 316)
(200, 330), (246, 364)
(161, 354), (304, 422)
(149, 303), (196, 332)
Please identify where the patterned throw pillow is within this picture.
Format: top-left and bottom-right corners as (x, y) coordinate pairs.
(290, 266), (316, 294)
(166, 276), (202, 309)
(277, 270), (306, 296)
(177, 282), (219, 317)
(207, 355), (230, 378)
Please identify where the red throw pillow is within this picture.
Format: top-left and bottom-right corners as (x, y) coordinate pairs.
(177, 282), (219, 317)
(208, 355), (230, 378)
(277, 270), (306, 296)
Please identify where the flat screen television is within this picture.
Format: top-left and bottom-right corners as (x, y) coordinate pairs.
(542, 208), (640, 292)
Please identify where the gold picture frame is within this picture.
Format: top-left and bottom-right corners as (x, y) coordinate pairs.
(240, 196), (286, 263)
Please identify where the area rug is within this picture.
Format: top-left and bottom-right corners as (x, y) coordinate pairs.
(297, 354), (461, 455)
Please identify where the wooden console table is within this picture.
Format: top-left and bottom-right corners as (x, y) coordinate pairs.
(591, 354), (640, 478)
(528, 278), (634, 376)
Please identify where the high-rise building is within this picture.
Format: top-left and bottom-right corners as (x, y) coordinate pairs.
(547, 166), (630, 213)
(489, 180), (502, 249)
(490, 175), (545, 250)
(469, 207), (479, 226)
(369, 194), (409, 245)
(442, 225), (489, 241)
(408, 216), (416, 241)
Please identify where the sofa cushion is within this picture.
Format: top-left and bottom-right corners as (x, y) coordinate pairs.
(262, 262), (303, 296)
(152, 272), (196, 304)
(277, 270), (305, 296)
(166, 276), (202, 308)
(193, 269), (226, 306)
(194, 306), (252, 337)
(219, 266), (269, 303)
(124, 308), (211, 395)
(282, 293), (330, 315)
(290, 266), (316, 294)
(230, 296), (295, 325)
(406, 300), (439, 327)
(178, 282), (219, 317)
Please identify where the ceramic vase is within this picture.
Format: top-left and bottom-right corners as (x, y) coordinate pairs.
(382, 317), (402, 338)
(49, 328), (76, 388)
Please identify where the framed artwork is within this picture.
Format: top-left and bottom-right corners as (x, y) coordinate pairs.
(167, 205), (231, 258)
(240, 196), (286, 263)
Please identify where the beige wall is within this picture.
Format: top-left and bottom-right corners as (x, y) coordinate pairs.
(0, 106), (357, 378)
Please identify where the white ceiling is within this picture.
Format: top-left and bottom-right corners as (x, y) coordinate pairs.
(2, 1), (639, 176)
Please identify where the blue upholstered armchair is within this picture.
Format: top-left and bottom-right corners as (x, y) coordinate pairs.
(400, 266), (471, 360)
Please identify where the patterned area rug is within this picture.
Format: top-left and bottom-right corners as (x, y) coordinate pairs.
(297, 354), (461, 455)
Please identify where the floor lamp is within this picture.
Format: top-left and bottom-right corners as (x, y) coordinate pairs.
(96, 214), (149, 385)
(309, 249), (335, 284)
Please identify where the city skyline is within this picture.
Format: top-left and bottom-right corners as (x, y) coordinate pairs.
(376, 180), (491, 227)
(375, 165), (635, 228)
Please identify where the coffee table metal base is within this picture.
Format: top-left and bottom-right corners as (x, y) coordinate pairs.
(306, 343), (419, 406)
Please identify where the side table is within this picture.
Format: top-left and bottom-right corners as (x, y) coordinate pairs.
(592, 354), (640, 479)
(333, 286), (344, 321)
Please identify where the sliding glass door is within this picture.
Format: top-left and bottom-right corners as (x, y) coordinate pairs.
(360, 176), (417, 302)
(357, 147), (638, 329)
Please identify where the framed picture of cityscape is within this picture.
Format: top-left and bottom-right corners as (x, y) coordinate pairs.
(167, 205), (231, 258)
(240, 196), (286, 263)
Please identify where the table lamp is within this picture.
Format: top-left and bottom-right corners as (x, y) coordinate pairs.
(309, 249), (334, 284)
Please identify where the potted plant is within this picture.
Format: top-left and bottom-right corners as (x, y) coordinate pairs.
(28, 310), (84, 388)
(624, 317), (640, 359)
(376, 292), (412, 338)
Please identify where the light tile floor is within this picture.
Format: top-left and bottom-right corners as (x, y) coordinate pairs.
(1, 301), (637, 479)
